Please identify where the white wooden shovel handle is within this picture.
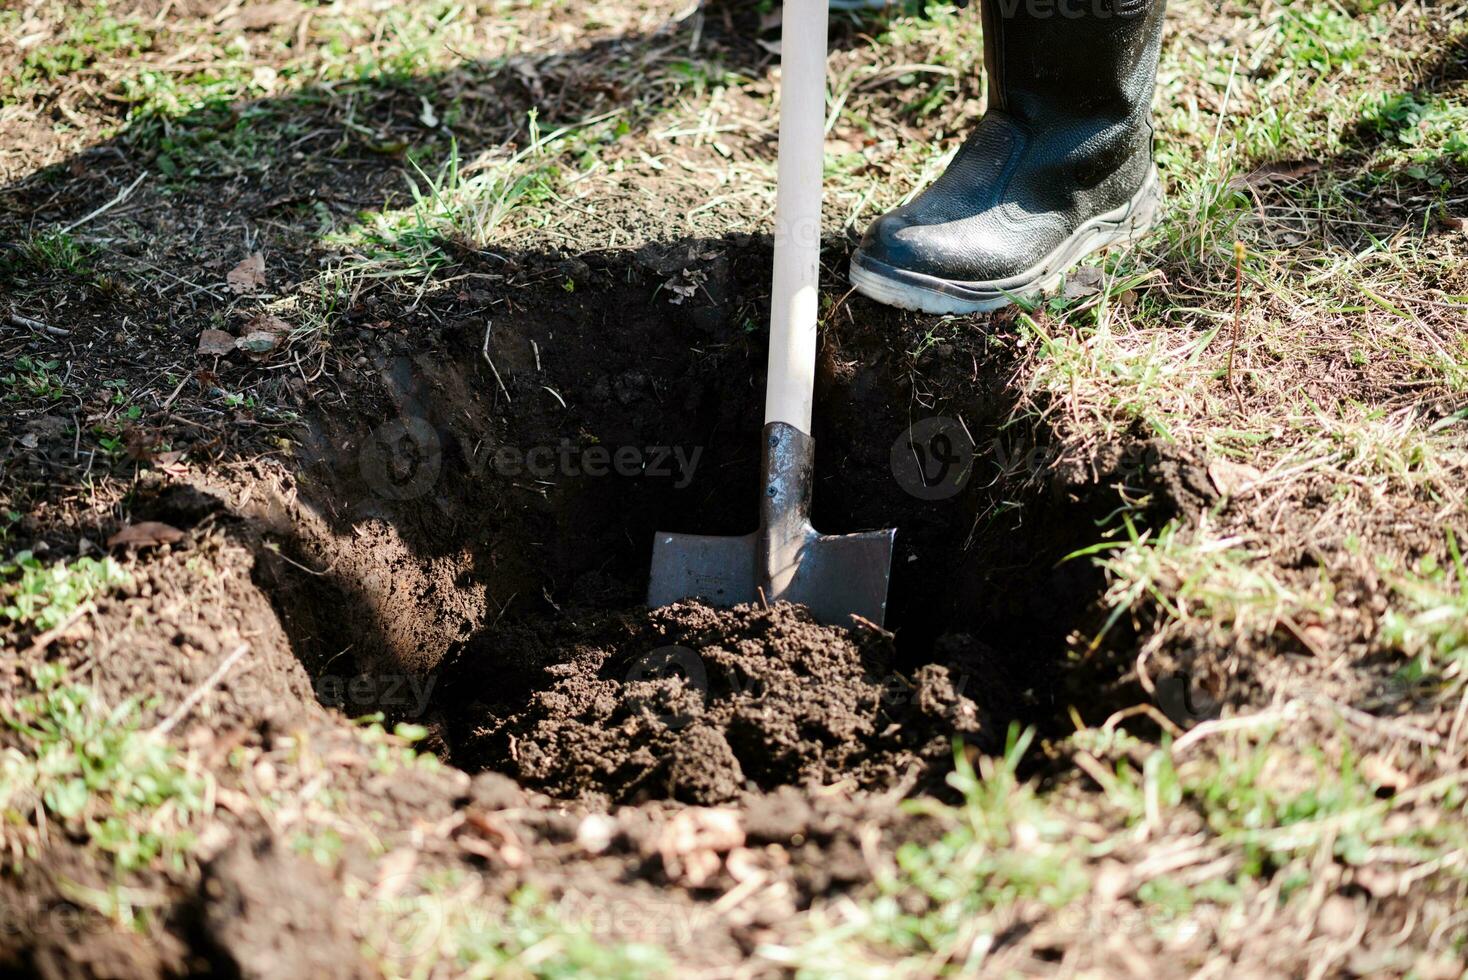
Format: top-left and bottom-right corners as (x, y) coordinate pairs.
(764, 0), (829, 435)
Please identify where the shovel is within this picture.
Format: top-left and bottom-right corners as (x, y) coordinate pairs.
(647, 0), (896, 627)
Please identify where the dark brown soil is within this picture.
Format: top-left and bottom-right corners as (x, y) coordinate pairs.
(446, 600), (1000, 805)
(194, 835), (367, 980)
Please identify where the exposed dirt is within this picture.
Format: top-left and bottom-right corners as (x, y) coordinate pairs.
(194, 835), (368, 980)
(445, 600), (1001, 805)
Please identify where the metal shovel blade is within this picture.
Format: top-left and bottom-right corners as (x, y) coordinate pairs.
(647, 424), (896, 627)
(648, 525), (895, 627)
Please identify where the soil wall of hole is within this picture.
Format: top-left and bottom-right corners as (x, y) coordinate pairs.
(251, 237), (1152, 798)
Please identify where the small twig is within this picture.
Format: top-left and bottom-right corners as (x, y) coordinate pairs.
(1172, 702), (1303, 756)
(481, 320), (511, 402)
(1309, 695), (1442, 748)
(159, 372), (192, 411)
(7, 313), (70, 337)
(22, 602), (95, 656)
(1073, 750), (1125, 797)
(1447, 685), (1468, 756)
(1226, 240), (1247, 415)
(61, 171), (147, 234)
(1100, 702), (1186, 739)
(756, 586), (770, 610)
(152, 642), (250, 737)
(1280, 615), (1327, 659)
(848, 613), (893, 638)
(263, 541), (337, 576)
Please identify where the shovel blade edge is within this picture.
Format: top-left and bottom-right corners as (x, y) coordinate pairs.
(647, 526), (896, 628)
(647, 531), (759, 611)
(782, 528), (896, 628)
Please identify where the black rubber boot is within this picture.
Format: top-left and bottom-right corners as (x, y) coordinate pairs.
(850, 0), (1167, 313)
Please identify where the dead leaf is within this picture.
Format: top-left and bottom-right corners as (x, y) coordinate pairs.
(458, 810), (526, 867)
(122, 425), (160, 463)
(1439, 214), (1466, 234)
(240, 313), (286, 337)
(1360, 755), (1414, 793)
(107, 521), (185, 549)
(656, 808), (744, 887)
(372, 849), (418, 899)
(198, 329), (235, 356)
(237, 331), (280, 354)
(226, 253), (267, 294)
(1207, 458), (1263, 497)
(666, 279), (698, 305)
(1229, 158), (1321, 190)
(23, 415), (69, 445)
(1062, 265), (1105, 300)
(235, 313), (290, 355)
(225, 0), (302, 30)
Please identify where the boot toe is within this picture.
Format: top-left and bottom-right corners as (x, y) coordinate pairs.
(856, 205), (1023, 285)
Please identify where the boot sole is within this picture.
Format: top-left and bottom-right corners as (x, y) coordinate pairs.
(849, 169), (1163, 315)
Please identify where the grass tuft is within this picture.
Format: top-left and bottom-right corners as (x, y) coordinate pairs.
(1, 551), (129, 632)
(0, 664), (209, 874)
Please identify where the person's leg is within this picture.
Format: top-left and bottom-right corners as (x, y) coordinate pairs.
(849, 0), (1167, 313)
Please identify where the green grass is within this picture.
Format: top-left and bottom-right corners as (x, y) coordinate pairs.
(768, 722), (1468, 974)
(358, 864), (671, 979)
(1276, 0), (1377, 74)
(1381, 532), (1468, 697)
(764, 728), (1091, 975)
(1, 2), (152, 101)
(0, 664), (209, 874)
(3, 230), (91, 278)
(1360, 92), (1468, 167)
(1068, 515), (1305, 652)
(2, 355), (69, 402)
(1, 551), (129, 632)
(326, 127), (578, 277)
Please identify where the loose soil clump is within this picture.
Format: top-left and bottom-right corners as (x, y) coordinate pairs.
(447, 601), (1003, 805)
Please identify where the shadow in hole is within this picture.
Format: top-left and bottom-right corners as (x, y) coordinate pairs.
(243, 227), (1126, 754)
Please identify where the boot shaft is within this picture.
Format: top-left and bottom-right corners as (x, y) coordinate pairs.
(980, 0), (1168, 135)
